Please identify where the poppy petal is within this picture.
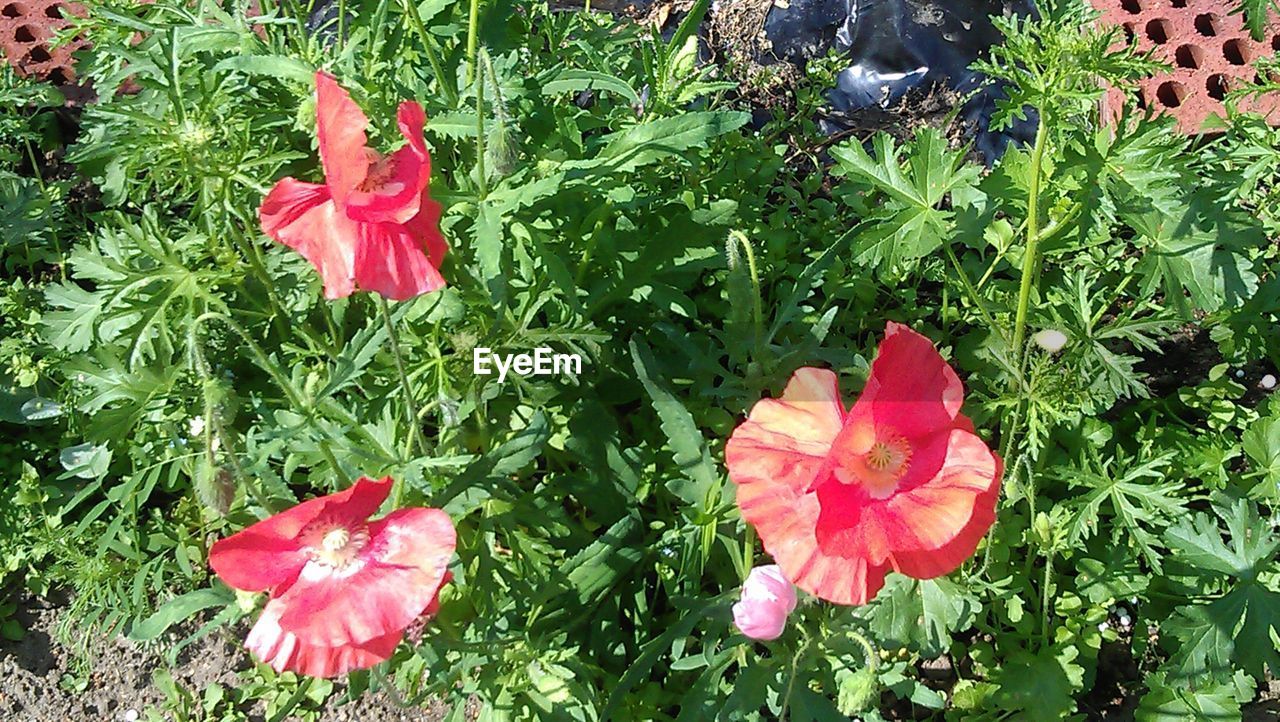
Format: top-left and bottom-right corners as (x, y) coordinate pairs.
(315, 71), (372, 208)
(208, 477), (391, 593)
(853, 322), (964, 441)
(353, 217), (446, 301)
(274, 507), (455, 647)
(343, 101), (432, 225)
(889, 445), (1002, 579)
(246, 598), (401, 678)
(259, 178), (358, 299)
(845, 429), (999, 577)
(729, 368), (888, 604)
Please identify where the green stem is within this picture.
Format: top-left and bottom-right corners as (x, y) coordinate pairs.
(376, 295), (428, 465)
(465, 0), (481, 85)
(23, 138), (66, 279)
(1011, 114), (1049, 361)
(1041, 549), (1053, 648)
(847, 629), (878, 672)
(1090, 274), (1135, 329)
(779, 640), (809, 722)
(942, 242), (999, 335)
(402, 0), (459, 107)
(190, 312), (351, 486)
(729, 230), (765, 358)
(473, 49), (488, 199)
(190, 314), (273, 513)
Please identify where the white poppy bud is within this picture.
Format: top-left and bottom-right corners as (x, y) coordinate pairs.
(1033, 329), (1068, 353)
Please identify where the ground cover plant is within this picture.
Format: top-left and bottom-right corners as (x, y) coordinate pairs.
(2, 0), (1280, 718)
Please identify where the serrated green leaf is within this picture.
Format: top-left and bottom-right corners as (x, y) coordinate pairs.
(630, 338), (719, 509)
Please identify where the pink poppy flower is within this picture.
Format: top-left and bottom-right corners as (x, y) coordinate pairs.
(725, 323), (1002, 605)
(259, 71), (447, 301)
(732, 564), (798, 641)
(209, 476), (455, 677)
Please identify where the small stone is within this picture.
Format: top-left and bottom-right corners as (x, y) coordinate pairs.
(123, 711), (139, 722)
(1236, 369), (1245, 379)
(1097, 621), (1109, 632)
(1262, 374), (1277, 390)
(1033, 329), (1068, 353)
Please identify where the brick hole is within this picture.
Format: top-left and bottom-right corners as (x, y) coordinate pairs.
(1272, 35), (1279, 52)
(1135, 88), (1149, 110)
(1174, 44), (1203, 68)
(14, 24), (35, 42)
(1, 2), (21, 16)
(1222, 38), (1249, 65)
(44, 3), (61, 17)
(1122, 22), (1136, 43)
(46, 66), (67, 84)
(1206, 73), (1229, 100)
(1170, 0), (1186, 6)
(1195, 13), (1220, 37)
(1145, 18), (1171, 44)
(1156, 80), (1186, 107)
(1121, 0), (1141, 13)
(23, 45), (50, 63)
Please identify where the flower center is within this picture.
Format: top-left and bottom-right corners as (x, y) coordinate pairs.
(357, 150), (399, 193)
(866, 437), (911, 475)
(301, 520), (369, 570)
(829, 420), (912, 499)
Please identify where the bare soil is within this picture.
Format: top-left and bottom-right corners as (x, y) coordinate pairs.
(0, 595), (451, 721)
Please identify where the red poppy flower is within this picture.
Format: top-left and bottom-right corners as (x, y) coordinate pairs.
(209, 476), (455, 678)
(259, 71), (447, 301)
(725, 323), (1002, 606)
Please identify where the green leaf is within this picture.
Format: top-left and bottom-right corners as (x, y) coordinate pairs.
(630, 338), (720, 508)
(992, 647), (1085, 719)
(541, 69), (640, 106)
(864, 576), (975, 657)
(830, 129), (979, 270)
(129, 587), (233, 642)
(1164, 499), (1279, 580)
(1136, 672), (1242, 721)
(1243, 411), (1280, 490)
(559, 514), (643, 606)
(212, 55), (314, 85)
(1237, 0), (1280, 40)
(586, 111), (750, 174)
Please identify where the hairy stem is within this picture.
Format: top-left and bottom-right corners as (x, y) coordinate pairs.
(943, 242), (999, 335)
(402, 0), (459, 107)
(190, 312), (351, 486)
(473, 49), (489, 199)
(465, 0), (481, 85)
(728, 230), (765, 359)
(376, 295), (428, 467)
(1011, 114), (1049, 359)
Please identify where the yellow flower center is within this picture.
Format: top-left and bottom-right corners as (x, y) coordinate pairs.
(302, 521), (369, 570)
(830, 420), (912, 499)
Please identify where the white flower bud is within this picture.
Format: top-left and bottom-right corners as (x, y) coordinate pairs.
(1033, 329), (1068, 353)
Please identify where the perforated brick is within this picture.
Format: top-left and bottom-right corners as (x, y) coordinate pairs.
(1092, 0), (1280, 133)
(0, 0), (86, 86)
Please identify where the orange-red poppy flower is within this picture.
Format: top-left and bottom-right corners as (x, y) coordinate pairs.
(259, 71), (447, 301)
(209, 476), (455, 677)
(725, 323), (1002, 606)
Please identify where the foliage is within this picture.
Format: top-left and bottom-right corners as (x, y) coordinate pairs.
(1, 0), (1278, 718)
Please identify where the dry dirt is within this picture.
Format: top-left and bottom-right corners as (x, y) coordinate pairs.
(0, 595), (451, 722)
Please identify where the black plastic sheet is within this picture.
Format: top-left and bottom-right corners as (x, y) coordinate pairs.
(760, 0), (1038, 161)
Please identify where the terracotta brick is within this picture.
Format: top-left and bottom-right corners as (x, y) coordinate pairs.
(0, 0), (86, 91)
(1092, 0), (1280, 132)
